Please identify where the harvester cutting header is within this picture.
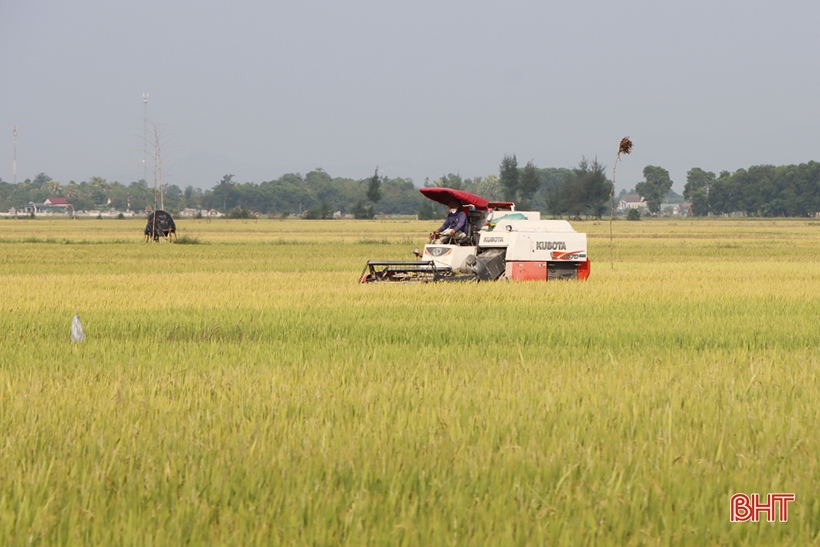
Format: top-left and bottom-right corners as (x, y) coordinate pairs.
(361, 187), (590, 283)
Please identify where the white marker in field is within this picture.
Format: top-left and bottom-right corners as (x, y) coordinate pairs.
(71, 314), (85, 343)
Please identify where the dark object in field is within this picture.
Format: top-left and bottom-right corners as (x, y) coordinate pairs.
(144, 210), (177, 242)
(618, 136), (633, 157)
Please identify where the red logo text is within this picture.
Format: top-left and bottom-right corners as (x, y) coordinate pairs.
(731, 493), (795, 522)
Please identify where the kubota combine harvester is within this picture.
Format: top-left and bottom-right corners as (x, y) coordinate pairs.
(360, 187), (590, 283)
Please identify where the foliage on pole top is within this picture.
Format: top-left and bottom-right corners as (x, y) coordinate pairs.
(618, 136), (633, 158)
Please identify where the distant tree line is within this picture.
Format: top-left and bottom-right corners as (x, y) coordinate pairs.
(2, 159), (819, 218)
(430, 156), (608, 219)
(683, 161), (820, 217)
(0, 173), (196, 214)
(0, 169), (420, 218)
(494, 154), (610, 219)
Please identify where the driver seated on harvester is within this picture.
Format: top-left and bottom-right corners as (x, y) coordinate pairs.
(430, 201), (468, 245)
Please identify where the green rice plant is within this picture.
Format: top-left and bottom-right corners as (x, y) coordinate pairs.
(174, 234), (203, 245)
(0, 218), (818, 545)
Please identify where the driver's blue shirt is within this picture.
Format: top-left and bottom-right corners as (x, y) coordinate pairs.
(438, 210), (468, 233)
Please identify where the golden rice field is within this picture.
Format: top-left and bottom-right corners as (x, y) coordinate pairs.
(1, 216), (819, 546)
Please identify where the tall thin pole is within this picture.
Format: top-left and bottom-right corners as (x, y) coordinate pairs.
(609, 181), (614, 269)
(142, 93), (148, 186)
(12, 125), (17, 185)
(154, 125), (164, 211)
(612, 137), (633, 270)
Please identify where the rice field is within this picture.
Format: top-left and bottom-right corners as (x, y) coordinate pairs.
(1, 216), (819, 545)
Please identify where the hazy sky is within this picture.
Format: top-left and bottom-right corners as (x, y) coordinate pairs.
(2, 1), (818, 193)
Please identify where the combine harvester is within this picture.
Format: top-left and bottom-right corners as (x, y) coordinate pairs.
(360, 187), (590, 283)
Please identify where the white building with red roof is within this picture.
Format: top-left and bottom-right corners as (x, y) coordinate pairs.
(32, 197), (73, 214)
(618, 194), (647, 211)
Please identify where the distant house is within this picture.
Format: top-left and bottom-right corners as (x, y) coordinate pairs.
(618, 194), (646, 211)
(36, 197), (73, 214)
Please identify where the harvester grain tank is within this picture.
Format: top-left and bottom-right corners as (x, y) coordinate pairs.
(360, 188), (590, 282)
